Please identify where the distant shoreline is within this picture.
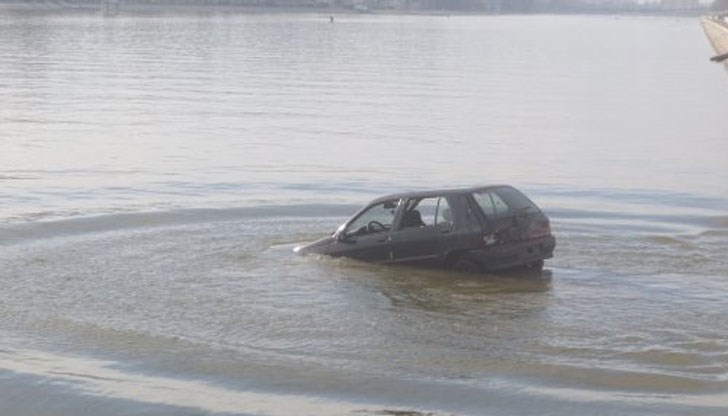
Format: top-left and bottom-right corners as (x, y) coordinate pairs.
(0, 1), (709, 17)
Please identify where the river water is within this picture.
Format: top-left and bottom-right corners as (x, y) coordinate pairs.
(1, 10), (728, 416)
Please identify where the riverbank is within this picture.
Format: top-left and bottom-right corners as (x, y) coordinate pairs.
(701, 14), (728, 68)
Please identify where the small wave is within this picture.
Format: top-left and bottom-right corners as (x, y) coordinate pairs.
(535, 187), (728, 212)
(550, 207), (720, 227)
(0, 175), (35, 180)
(550, 207), (728, 238)
(520, 381), (728, 408)
(4, 117), (93, 125)
(0, 348), (443, 416)
(643, 235), (697, 249)
(615, 348), (714, 368)
(698, 229), (728, 238)
(538, 186), (728, 238)
(0, 204), (356, 246)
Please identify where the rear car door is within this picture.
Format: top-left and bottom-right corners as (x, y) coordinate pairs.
(390, 196), (453, 266)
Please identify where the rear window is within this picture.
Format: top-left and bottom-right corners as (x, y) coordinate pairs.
(472, 187), (539, 218)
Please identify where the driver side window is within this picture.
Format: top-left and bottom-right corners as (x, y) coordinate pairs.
(346, 199), (399, 236)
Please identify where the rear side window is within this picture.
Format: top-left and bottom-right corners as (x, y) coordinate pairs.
(494, 187), (539, 214)
(472, 187), (538, 218)
(472, 192), (509, 218)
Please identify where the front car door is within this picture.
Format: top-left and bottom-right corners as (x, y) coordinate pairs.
(335, 198), (400, 263)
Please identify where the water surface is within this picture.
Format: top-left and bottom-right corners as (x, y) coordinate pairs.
(1, 11), (727, 416)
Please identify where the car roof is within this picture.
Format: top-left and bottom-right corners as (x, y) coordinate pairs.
(369, 185), (513, 204)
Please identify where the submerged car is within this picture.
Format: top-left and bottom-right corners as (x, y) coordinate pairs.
(294, 185), (555, 273)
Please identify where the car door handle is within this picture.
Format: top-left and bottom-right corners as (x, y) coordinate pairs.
(375, 236), (391, 243)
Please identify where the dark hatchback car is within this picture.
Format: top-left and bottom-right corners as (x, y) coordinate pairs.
(295, 185), (555, 273)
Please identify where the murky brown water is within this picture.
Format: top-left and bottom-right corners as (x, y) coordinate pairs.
(1, 10), (727, 416)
